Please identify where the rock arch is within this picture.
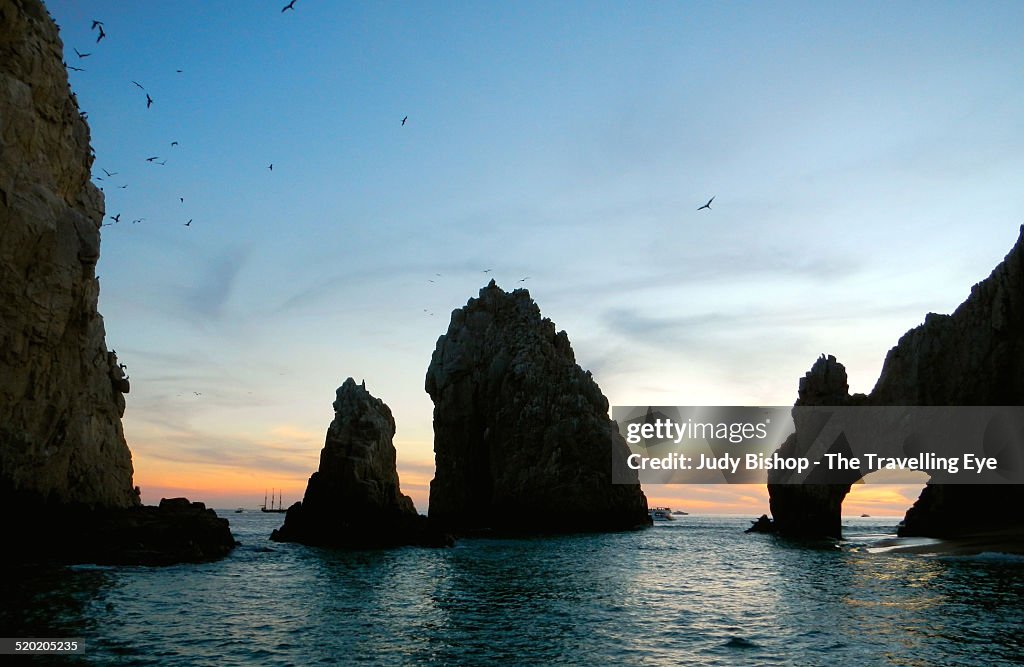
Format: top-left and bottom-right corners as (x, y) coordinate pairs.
(765, 227), (1024, 538)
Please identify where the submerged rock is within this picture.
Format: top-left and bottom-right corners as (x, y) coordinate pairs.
(271, 379), (449, 548)
(764, 228), (1024, 539)
(425, 281), (650, 533)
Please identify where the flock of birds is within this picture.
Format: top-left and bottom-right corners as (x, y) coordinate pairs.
(64, 2), (716, 312)
(64, 2), (402, 234)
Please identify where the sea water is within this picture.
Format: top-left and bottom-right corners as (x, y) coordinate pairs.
(4, 513), (1023, 665)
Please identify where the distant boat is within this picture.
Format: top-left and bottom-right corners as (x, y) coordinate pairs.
(261, 488), (287, 513)
(234, 508), (244, 514)
(649, 507), (676, 521)
(860, 514), (871, 518)
(671, 510), (689, 515)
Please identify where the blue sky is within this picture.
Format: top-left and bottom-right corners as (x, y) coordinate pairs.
(47, 1), (1024, 513)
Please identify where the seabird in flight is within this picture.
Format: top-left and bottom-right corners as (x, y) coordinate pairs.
(110, 214), (121, 223)
(67, 64), (85, 72)
(697, 196), (714, 211)
(146, 156), (159, 162)
(74, 48), (90, 58)
(184, 219), (192, 227)
(132, 80), (145, 89)
(96, 25), (106, 43)
(401, 116), (408, 126)
(102, 168), (117, 177)
(146, 93), (153, 108)
(268, 163), (273, 171)
(91, 20), (103, 30)
(282, 0), (297, 12)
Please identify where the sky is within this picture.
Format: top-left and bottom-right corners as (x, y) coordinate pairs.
(45, 1), (1024, 516)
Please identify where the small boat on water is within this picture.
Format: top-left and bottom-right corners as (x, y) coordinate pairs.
(672, 510), (689, 515)
(234, 508), (244, 514)
(649, 507), (676, 521)
(261, 489), (287, 513)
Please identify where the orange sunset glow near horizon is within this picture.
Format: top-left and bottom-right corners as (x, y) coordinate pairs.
(132, 454), (922, 519)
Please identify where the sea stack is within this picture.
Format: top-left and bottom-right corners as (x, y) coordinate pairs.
(0, 0), (234, 564)
(762, 227), (1024, 539)
(271, 378), (448, 547)
(425, 281), (650, 533)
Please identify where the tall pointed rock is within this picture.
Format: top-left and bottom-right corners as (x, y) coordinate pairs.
(272, 378), (448, 547)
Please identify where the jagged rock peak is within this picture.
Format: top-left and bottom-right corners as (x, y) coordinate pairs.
(271, 378), (449, 548)
(797, 354), (851, 405)
(320, 376), (412, 514)
(0, 0), (137, 509)
(426, 282), (650, 533)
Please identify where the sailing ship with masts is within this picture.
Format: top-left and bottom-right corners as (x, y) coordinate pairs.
(261, 488), (287, 513)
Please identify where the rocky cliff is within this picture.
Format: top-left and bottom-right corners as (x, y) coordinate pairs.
(764, 227), (1024, 538)
(0, 0), (137, 509)
(0, 0), (236, 565)
(425, 281), (650, 533)
(271, 378), (448, 548)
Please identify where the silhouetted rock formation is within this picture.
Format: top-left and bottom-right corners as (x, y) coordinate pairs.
(425, 281), (650, 533)
(4, 498), (237, 566)
(763, 227), (1024, 538)
(271, 379), (449, 548)
(0, 0), (137, 509)
(765, 355), (866, 538)
(0, 0), (235, 564)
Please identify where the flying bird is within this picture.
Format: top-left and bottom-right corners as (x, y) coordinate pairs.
(697, 196), (714, 211)
(67, 64), (85, 72)
(282, 0), (297, 11)
(176, 69), (183, 73)
(155, 160), (167, 166)
(170, 141), (178, 146)
(483, 269), (492, 273)
(91, 20), (103, 30)
(131, 218), (145, 224)
(184, 219), (192, 227)
(118, 184), (127, 189)
(401, 115), (408, 126)
(146, 156), (159, 162)
(110, 214), (120, 223)
(519, 277), (530, 282)
(102, 168), (117, 177)
(268, 163), (273, 171)
(96, 26), (106, 43)
(146, 93), (153, 108)
(179, 197), (184, 203)
(74, 48), (90, 58)
(132, 80), (145, 90)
